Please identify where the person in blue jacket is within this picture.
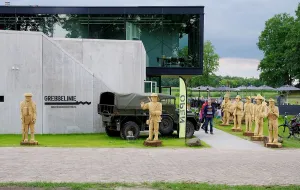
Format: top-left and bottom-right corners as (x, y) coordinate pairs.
(203, 99), (215, 134)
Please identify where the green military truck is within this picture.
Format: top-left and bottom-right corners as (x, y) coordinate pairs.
(97, 92), (200, 139)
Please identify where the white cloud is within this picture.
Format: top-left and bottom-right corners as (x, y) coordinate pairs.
(216, 58), (260, 78)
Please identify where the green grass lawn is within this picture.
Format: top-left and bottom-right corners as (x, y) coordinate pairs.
(215, 116), (300, 148)
(0, 133), (209, 148)
(0, 182), (299, 190)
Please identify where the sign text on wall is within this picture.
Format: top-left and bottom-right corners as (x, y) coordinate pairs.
(44, 96), (91, 108)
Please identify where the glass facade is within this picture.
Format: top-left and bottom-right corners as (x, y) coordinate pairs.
(0, 13), (202, 69)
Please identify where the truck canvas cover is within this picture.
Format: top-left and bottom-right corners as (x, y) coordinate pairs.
(113, 93), (175, 109)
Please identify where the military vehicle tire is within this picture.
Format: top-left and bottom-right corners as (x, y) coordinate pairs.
(105, 127), (120, 137)
(159, 116), (174, 136)
(186, 120), (195, 138)
(121, 121), (140, 140)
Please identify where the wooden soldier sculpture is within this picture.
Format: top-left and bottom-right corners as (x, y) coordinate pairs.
(262, 97), (268, 116)
(243, 96), (254, 136)
(229, 100), (235, 124)
(232, 95), (244, 132)
(220, 93), (231, 126)
(266, 98), (282, 148)
(20, 93), (38, 145)
(141, 93), (162, 142)
(252, 94), (267, 141)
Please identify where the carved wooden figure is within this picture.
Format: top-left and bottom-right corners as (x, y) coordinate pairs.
(267, 98), (280, 144)
(244, 96), (254, 132)
(232, 95), (244, 130)
(20, 93), (37, 144)
(141, 93), (162, 141)
(221, 93), (231, 125)
(253, 94), (266, 137)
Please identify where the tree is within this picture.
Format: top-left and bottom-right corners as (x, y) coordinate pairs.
(285, 3), (300, 83)
(189, 41), (220, 86)
(0, 14), (57, 37)
(257, 13), (295, 86)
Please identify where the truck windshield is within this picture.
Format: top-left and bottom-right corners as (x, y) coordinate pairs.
(161, 98), (175, 105)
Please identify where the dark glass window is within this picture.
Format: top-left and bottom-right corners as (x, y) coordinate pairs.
(14, 14), (56, 37)
(125, 14), (163, 68)
(88, 14), (125, 40)
(0, 13), (201, 69)
(163, 14), (200, 68)
(56, 14), (89, 38)
(0, 96), (3, 102)
(51, 14), (125, 39)
(125, 14), (200, 68)
(0, 14), (16, 30)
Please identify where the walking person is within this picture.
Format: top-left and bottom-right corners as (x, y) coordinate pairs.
(200, 100), (208, 130)
(203, 99), (215, 134)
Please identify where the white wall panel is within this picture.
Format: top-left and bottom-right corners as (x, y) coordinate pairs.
(82, 39), (146, 94)
(42, 36), (94, 134)
(54, 38), (84, 68)
(74, 61), (94, 133)
(0, 30), (146, 134)
(0, 31), (42, 134)
(54, 38), (146, 94)
(93, 75), (112, 132)
(140, 43), (147, 91)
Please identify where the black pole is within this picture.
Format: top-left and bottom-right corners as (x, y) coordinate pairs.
(159, 76), (162, 93)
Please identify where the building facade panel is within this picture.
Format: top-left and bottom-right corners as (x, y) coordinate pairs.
(42, 36), (89, 134)
(0, 30), (146, 134)
(0, 31), (43, 134)
(0, 6), (204, 81)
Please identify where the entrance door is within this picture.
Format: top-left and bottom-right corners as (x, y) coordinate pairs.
(144, 81), (157, 93)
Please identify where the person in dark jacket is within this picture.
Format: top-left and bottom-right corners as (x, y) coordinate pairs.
(200, 100), (208, 130)
(203, 99), (215, 134)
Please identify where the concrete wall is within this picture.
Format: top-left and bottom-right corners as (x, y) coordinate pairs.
(93, 76), (111, 132)
(0, 31), (43, 134)
(0, 30), (146, 134)
(42, 36), (95, 134)
(54, 38), (146, 94)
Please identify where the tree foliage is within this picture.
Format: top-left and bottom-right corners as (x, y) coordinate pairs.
(163, 39), (263, 88)
(257, 3), (300, 86)
(0, 14), (57, 37)
(189, 40), (220, 86)
(162, 74), (263, 88)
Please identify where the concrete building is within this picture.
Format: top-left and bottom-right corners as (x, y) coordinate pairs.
(0, 30), (146, 134)
(0, 6), (204, 134)
(0, 6), (205, 92)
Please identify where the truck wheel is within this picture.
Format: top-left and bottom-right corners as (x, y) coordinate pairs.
(186, 120), (195, 138)
(105, 127), (120, 137)
(121, 121), (140, 140)
(159, 116), (174, 136)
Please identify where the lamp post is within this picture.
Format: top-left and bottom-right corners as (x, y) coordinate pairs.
(206, 88), (209, 99)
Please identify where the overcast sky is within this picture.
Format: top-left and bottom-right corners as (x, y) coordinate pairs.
(5, 0), (300, 78)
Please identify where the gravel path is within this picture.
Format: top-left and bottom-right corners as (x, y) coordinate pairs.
(1, 147), (300, 185)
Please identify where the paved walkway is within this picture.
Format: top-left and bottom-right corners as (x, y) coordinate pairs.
(1, 147), (300, 185)
(195, 128), (266, 150)
(0, 128), (298, 185)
